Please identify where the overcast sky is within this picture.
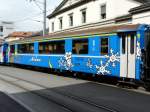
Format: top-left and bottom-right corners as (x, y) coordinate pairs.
(0, 0), (62, 32)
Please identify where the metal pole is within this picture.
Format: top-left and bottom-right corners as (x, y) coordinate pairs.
(43, 0), (46, 37)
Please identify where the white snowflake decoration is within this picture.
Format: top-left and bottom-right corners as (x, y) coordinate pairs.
(87, 58), (93, 68)
(87, 48), (120, 75)
(58, 52), (73, 70)
(95, 60), (110, 75)
(136, 42), (141, 59)
(105, 49), (120, 67)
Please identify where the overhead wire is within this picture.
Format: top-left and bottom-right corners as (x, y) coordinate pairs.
(33, 0), (43, 11)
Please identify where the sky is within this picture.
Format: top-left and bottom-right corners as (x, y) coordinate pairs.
(0, 0), (62, 32)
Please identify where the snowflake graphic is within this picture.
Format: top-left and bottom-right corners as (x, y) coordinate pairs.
(106, 49), (120, 67)
(58, 52), (73, 70)
(87, 58), (93, 68)
(87, 48), (120, 75)
(95, 60), (110, 75)
(136, 42), (141, 60)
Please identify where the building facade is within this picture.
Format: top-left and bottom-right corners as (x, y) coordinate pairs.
(130, 3), (150, 24)
(0, 21), (14, 39)
(47, 0), (147, 33)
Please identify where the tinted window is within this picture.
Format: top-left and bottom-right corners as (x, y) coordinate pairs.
(18, 43), (34, 54)
(122, 36), (126, 54)
(39, 40), (65, 54)
(72, 39), (88, 54)
(10, 45), (15, 54)
(101, 38), (108, 55)
(130, 34), (135, 54)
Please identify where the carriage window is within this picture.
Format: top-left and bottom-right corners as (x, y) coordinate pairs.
(39, 42), (51, 54)
(10, 45), (15, 54)
(101, 38), (108, 55)
(122, 37), (126, 54)
(39, 40), (65, 54)
(18, 43), (34, 54)
(130, 35), (134, 54)
(72, 39), (88, 54)
(53, 41), (65, 54)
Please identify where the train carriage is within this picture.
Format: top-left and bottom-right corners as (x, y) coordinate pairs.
(3, 24), (150, 89)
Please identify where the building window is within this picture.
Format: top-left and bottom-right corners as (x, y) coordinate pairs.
(51, 22), (54, 32)
(0, 26), (3, 32)
(101, 4), (106, 19)
(101, 38), (108, 55)
(0, 26), (4, 36)
(59, 17), (63, 29)
(72, 39), (88, 54)
(81, 8), (86, 23)
(69, 13), (73, 27)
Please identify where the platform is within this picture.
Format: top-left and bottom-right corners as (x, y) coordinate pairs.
(0, 92), (29, 112)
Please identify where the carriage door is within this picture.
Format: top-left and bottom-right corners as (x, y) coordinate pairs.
(3, 44), (9, 63)
(120, 33), (136, 79)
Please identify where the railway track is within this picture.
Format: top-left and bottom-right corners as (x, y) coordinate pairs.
(0, 71), (119, 112)
(0, 74), (74, 112)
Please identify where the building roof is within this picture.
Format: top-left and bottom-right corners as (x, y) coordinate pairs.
(7, 32), (37, 38)
(129, 2), (150, 14)
(47, 0), (148, 19)
(48, 0), (94, 19)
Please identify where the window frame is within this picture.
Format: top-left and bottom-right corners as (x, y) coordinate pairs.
(51, 22), (54, 32)
(17, 43), (34, 54)
(10, 45), (15, 54)
(72, 38), (89, 55)
(59, 17), (63, 29)
(130, 34), (135, 54)
(100, 4), (106, 20)
(0, 26), (3, 32)
(81, 8), (87, 24)
(68, 13), (73, 27)
(122, 36), (126, 54)
(38, 40), (65, 54)
(100, 37), (109, 55)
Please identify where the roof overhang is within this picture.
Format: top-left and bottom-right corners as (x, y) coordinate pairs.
(47, 0), (94, 19)
(129, 2), (150, 14)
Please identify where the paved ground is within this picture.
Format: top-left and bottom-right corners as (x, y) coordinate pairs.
(0, 65), (150, 112)
(0, 92), (29, 112)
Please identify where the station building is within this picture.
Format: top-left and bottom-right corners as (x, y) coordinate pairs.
(0, 21), (14, 39)
(47, 0), (150, 34)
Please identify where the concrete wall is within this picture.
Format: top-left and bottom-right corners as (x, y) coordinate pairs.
(48, 0), (141, 33)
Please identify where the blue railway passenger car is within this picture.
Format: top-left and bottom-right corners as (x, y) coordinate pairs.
(3, 24), (150, 90)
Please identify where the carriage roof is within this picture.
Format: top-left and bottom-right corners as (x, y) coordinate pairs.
(9, 24), (144, 44)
